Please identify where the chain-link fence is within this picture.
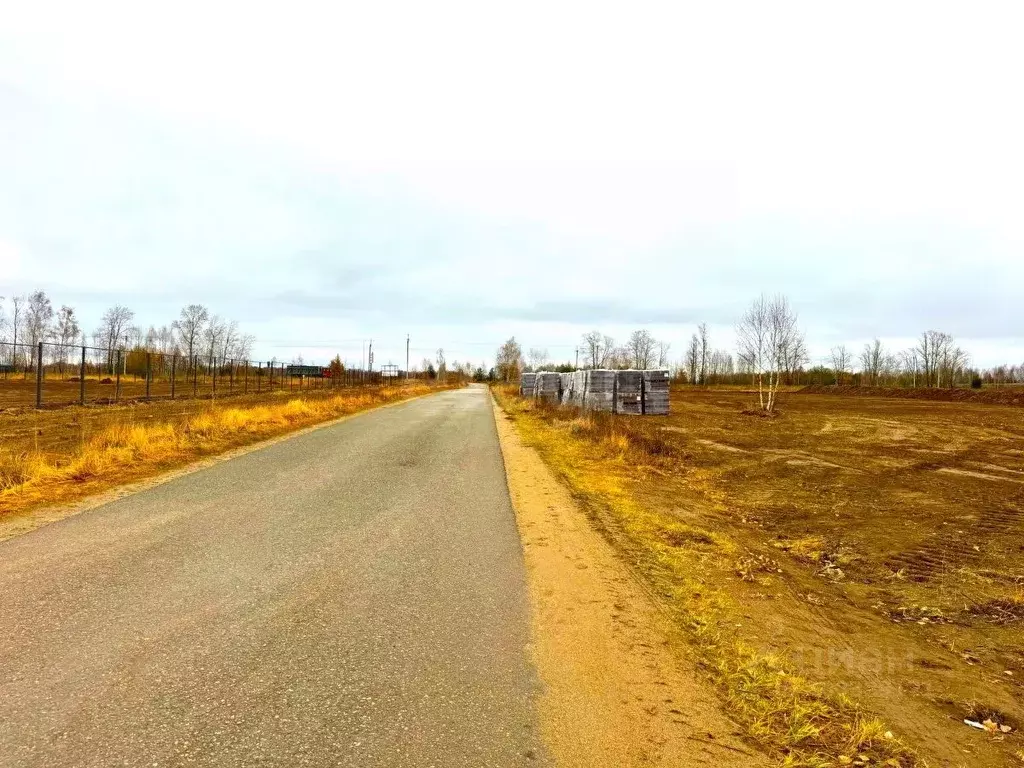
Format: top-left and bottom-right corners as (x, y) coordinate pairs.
(0, 341), (404, 409)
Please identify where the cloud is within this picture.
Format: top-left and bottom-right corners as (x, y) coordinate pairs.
(1, 2), (1023, 368)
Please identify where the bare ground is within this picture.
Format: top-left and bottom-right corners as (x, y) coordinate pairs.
(494, 385), (1024, 767)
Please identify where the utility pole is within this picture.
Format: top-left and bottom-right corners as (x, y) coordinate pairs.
(368, 339), (373, 371)
(575, 347), (579, 370)
(406, 334), (410, 379)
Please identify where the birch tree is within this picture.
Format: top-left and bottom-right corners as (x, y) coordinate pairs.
(53, 306), (80, 375)
(495, 337), (524, 382)
(527, 347), (549, 371)
(25, 290), (55, 352)
(736, 294), (803, 413)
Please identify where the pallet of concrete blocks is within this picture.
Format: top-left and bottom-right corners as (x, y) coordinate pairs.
(581, 369), (617, 412)
(534, 372), (562, 404)
(519, 372), (536, 397)
(563, 370), (585, 407)
(642, 369), (671, 415)
(614, 370), (644, 415)
(558, 373), (573, 405)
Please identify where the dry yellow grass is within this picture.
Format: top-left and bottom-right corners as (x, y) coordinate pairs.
(1, 383), (458, 517)
(493, 385), (916, 768)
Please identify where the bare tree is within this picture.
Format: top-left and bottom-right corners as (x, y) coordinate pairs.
(7, 294), (24, 365)
(203, 315), (227, 372)
(915, 330), (966, 388)
(581, 331), (604, 369)
(697, 323), (710, 384)
(938, 338), (969, 388)
(900, 348), (920, 387)
(736, 294), (803, 413)
(233, 334), (255, 361)
(859, 338), (886, 386)
(219, 320), (240, 361)
(96, 305), (135, 373)
(707, 349), (734, 385)
(580, 331), (617, 368)
(527, 347), (549, 371)
(657, 340), (671, 368)
(685, 333), (700, 384)
(174, 304), (209, 364)
(830, 345), (852, 385)
(626, 329), (657, 369)
(53, 306), (80, 375)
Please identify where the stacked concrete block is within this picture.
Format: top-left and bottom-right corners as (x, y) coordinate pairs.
(519, 372), (536, 396)
(614, 370), (644, 415)
(642, 369), (670, 415)
(582, 369), (616, 412)
(563, 370), (586, 407)
(561, 370), (577, 403)
(524, 368), (670, 415)
(534, 372), (562, 404)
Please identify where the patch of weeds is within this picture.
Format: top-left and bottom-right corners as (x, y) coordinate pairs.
(736, 551), (784, 582)
(966, 595), (1024, 625)
(887, 604), (951, 625)
(661, 523), (718, 548)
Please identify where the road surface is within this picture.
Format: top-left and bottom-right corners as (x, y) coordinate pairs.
(0, 385), (547, 767)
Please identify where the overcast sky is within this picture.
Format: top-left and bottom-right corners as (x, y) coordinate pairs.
(1, 1), (1022, 370)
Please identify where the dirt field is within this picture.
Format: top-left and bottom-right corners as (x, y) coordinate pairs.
(496, 386), (1024, 766)
(800, 384), (1024, 406)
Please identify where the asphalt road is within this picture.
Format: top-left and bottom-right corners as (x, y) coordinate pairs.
(0, 385), (548, 767)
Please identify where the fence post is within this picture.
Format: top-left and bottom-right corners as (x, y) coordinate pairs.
(146, 353), (152, 401)
(171, 353), (177, 400)
(35, 342), (44, 408)
(115, 349), (122, 403)
(79, 345), (86, 406)
(257, 361), (262, 392)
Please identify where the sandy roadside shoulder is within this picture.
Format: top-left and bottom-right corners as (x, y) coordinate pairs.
(491, 396), (769, 767)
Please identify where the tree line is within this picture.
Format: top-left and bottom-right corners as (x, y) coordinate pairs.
(0, 292), (254, 375)
(494, 293), (1021, 412)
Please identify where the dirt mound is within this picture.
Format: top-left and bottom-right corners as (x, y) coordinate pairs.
(798, 384), (1024, 406)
